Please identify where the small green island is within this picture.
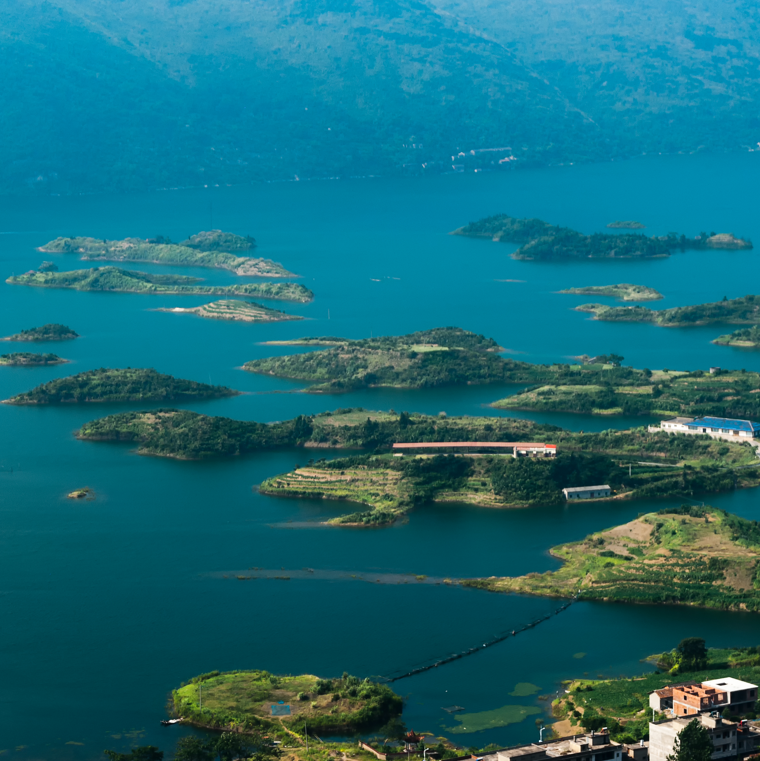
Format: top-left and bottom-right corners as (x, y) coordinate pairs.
(6, 267), (313, 302)
(2, 323), (78, 342)
(39, 230), (296, 277)
(713, 325), (760, 347)
(451, 213), (752, 260)
(0, 352), (68, 366)
(3, 368), (238, 405)
(67, 487), (94, 500)
(491, 364), (760, 419)
(156, 299), (303, 323)
(465, 505), (760, 613)
(76, 408), (759, 524)
(171, 669), (402, 735)
(243, 327), (543, 393)
(576, 294), (760, 326)
(606, 221), (645, 229)
(559, 284), (662, 302)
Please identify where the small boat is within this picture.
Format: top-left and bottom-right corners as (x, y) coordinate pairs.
(160, 718), (184, 726)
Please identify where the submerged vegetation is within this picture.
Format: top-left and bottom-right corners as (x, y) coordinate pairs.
(172, 669), (402, 735)
(466, 506), (760, 612)
(156, 299), (302, 323)
(2, 323), (78, 342)
(559, 284), (662, 301)
(576, 294), (760, 326)
(5, 368), (238, 404)
(6, 267), (312, 302)
(453, 214), (751, 260)
(40, 231), (294, 277)
(0, 352), (67, 366)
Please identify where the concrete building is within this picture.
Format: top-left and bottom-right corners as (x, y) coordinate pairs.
(391, 442), (557, 458)
(480, 730), (623, 761)
(654, 416), (760, 442)
(649, 713), (760, 761)
(562, 485), (612, 500)
(672, 684), (727, 716)
(702, 678), (759, 715)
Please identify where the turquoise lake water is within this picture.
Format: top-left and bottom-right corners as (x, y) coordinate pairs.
(2, 152), (760, 757)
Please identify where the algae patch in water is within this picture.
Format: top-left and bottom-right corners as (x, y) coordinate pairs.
(509, 682), (540, 697)
(574, 652), (587, 659)
(444, 704), (541, 733)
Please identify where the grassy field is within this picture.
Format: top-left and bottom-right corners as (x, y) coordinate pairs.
(466, 506), (760, 612)
(172, 670), (402, 735)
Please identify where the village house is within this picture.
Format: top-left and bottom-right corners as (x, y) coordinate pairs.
(654, 416), (760, 442)
(562, 485), (611, 500)
(649, 713), (760, 761)
(479, 730), (626, 761)
(649, 678), (757, 717)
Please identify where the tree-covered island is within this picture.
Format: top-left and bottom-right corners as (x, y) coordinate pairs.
(464, 505), (760, 613)
(243, 327), (550, 392)
(171, 669), (402, 735)
(713, 325), (760, 348)
(559, 284), (662, 301)
(451, 214), (751, 260)
(156, 299), (303, 323)
(39, 230), (296, 277)
(6, 267), (313, 302)
(1, 323), (78, 341)
(75, 408), (760, 524)
(576, 294), (760, 326)
(3, 368), (238, 404)
(0, 352), (68, 366)
(606, 221), (645, 229)
(492, 365), (760, 419)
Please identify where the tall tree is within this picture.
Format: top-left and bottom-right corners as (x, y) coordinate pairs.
(676, 637), (708, 671)
(667, 718), (713, 761)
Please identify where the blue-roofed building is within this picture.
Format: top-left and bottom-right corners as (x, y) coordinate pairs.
(656, 415), (760, 442)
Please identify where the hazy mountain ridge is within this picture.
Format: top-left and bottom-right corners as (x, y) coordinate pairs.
(1, 0), (756, 194)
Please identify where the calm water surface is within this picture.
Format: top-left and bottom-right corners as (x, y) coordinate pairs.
(2, 153), (760, 757)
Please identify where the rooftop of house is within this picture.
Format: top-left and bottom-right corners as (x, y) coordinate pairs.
(484, 732), (618, 761)
(562, 485), (611, 493)
(703, 677), (759, 692)
(663, 417), (695, 425)
(687, 417), (760, 433)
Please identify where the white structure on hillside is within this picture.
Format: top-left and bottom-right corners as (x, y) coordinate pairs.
(649, 714), (760, 761)
(654, 416), (760, 442)
(563, 485), (611, 500)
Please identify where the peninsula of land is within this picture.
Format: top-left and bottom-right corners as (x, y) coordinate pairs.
(559, 284), (662, 302)
(156, 299), (303, 323)
(606, 221), (645, 229)
(39, 230), (295, 277)
(75, 408), (759, 524)
(0, 352), (68, 366)
(713, 326), (760, 348)
(451, 214), (752, 260)
(243, 327), (535, 393)
(576, 295), (760, 326)
(2, 323), (78, 342)
(172, 669), (402, 735)
(6, 267), (312, 302)
(465, 506), (760, 612)
(4, 368), (238, 404)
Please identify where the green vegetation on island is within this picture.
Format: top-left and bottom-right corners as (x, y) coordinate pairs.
(67, 487), (95, 500)
(39, 230), (295, 277)
(465, 505), (760, 612)
(0, 352), (67, 366)
(559, 284), (662, 301)
(577, 294), (760, 326)
(156, 299), (302, 323)
(172, 669), (402, 735)
(6, 266), (312, 302)
(492, 364), (760, 419)
(2, 323), (78, 342)
(606, 221), (645, 229)
(243, 327), (549, 392)
(553, 639), (760, 745)
(713, 325), (760, 348)
(4, 368), (238, 405)
(76, 407), (759, 522)
(452, 214), (751, 260)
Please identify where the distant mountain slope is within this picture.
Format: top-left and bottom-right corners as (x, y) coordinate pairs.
(0, 0), (598, 193)
(433, 0), (760, 156)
